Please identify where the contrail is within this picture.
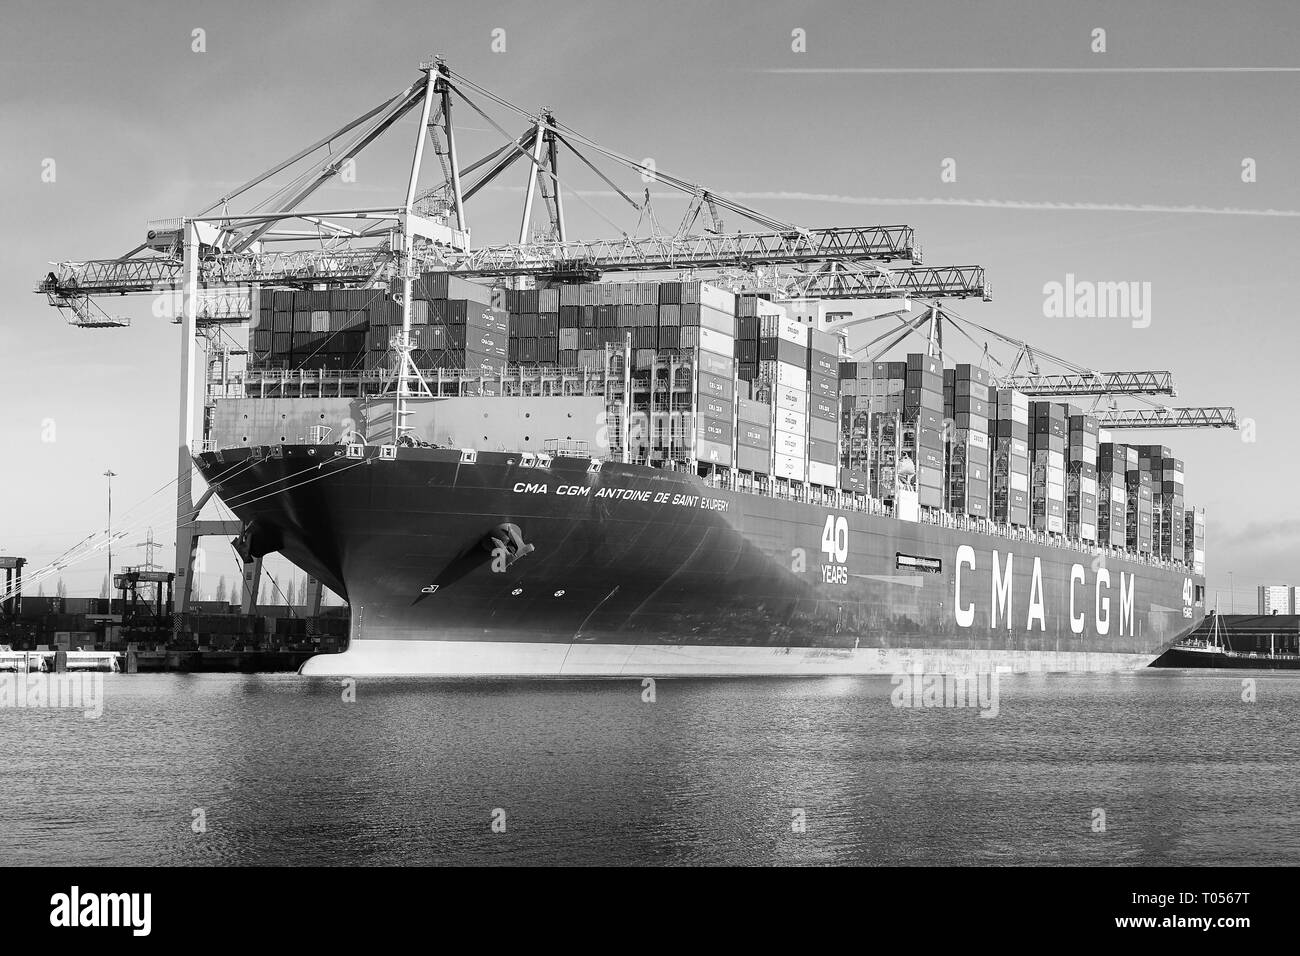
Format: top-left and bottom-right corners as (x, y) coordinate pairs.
(720, 192), (1300, 217)
(758, 66), (1300, 74)
(487, 185), (1300, 218)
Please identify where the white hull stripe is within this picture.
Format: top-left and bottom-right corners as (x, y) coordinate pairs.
(299, 641), (1157, 677)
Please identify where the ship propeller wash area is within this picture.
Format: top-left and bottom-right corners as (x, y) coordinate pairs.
(22, 60), (1236, 675)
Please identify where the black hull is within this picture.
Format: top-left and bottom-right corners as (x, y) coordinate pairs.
(1153, 647), (1300, 670)
(195, 445), (1205, 676)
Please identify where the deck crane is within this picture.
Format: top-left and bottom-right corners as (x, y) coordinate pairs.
(34, 58), (994, 616)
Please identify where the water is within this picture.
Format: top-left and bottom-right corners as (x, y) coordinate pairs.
(2, 670), (1297, 866)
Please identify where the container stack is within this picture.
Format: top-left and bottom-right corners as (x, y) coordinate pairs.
(254, 289), (373, 371)
(842, 361), (904, 502)
(557, 280), (663, 370)
(1136, 445), (1185, 560)
(1065, 410), (1099, 542)
(759, 313), (810, 482)
(1067, 460), (1099, 542)
(464, 304), (509, 376)
(735, 294), (761, 381)
(736, 396), (773, 476)
(693, 285), (738, 467)
(905, 353), (945, 508)
(864, 361), (906, 500)
(806, 328), (840, 487)
(990, 388), (1031, 526)
(946, 364), (991, 517)
(1125, 462), (1155, 554)
(504, 287), (559, 367)
(838, 361), (872, 475)
(359, 272), (501, 372)
(1184, 508), (1206, 574)
(1096, 442), (1132, 548)
(1028, 402), (1067, 534)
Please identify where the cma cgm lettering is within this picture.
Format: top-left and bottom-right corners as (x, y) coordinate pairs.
(952, 546), (1137, 637)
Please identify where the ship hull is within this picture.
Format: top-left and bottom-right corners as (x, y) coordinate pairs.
(195, 446), (1205, 677)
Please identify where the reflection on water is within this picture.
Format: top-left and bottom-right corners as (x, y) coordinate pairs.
(1, 670), (1297, 865)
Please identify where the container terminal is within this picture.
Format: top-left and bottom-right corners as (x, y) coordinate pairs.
(7, 60), (1244, 676)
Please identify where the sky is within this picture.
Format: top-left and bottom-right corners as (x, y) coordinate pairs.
(1, 0), (1299, 610)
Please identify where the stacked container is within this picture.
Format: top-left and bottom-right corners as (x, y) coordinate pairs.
(693, 284), (737, 467)
(1096, 442), (1133, 548)
(362, 272), (499, 372)
(735, 294), (760, 381)
(504, 286), (559, 366)
(1029, 402), (1067, 534)
(1125, 460), (1155, 554)
(806, 328), (840, 487)
(1066, 410), (1099, 541)
(464, 304), (509, 375)
(905, 353), (945, 508)
(736, 396), (773, 476)
(990, 388), (1031, 526)
(838, 361), (869, 475)
(758, 310), (810, 482)
(947, 364), (991, 517)
(864, 362), (907, 500)
(256, 288), (373, 371)
(1134, 445), (1185, 560)
(1184, 508), (1206, 574)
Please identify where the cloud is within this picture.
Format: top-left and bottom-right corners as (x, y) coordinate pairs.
(1215, 518), (1300, 547)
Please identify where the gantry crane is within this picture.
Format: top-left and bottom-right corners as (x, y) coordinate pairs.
(34, 58), (995, 615)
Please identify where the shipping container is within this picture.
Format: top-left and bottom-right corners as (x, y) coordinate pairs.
(808, 460), (837, 487)
(737, 444), (771, 474)
(773, 453), (806, 481)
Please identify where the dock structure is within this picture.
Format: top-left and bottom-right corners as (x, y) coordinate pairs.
(0, 649), (122, 673)
(0, 557), (25, 621)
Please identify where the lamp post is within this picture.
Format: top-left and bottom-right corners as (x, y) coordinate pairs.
(1228, 571), (1234, 614)
(104, 469), (117, 601)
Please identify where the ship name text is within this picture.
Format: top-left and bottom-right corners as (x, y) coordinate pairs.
(512, 483), (728, 512)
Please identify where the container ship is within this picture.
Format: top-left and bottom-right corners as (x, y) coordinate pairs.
(34, 64), (1213, 677)
(193, 276), (1207, 676)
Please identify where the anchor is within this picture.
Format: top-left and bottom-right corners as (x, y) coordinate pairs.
(483, 523), (534, 570)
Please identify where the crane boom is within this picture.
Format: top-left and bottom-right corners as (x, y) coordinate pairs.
(37, 224), (923, 297)
(787, 265), (989, 301)
(999, 371), (1175, 396)
(1095, 407), (1238, 429)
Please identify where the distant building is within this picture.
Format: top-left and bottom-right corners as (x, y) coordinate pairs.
(1258, 585), (1299, 615)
